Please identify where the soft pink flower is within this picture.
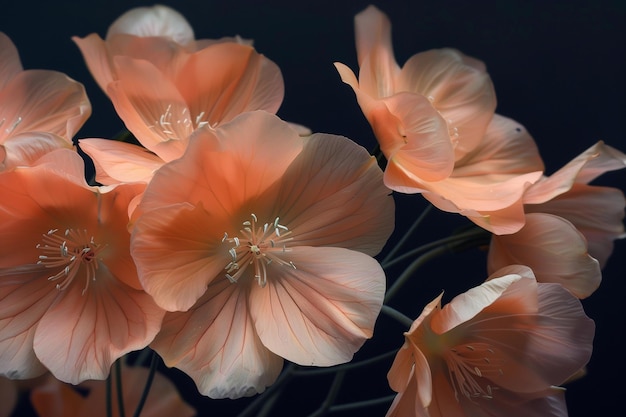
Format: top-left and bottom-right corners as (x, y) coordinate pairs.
(489, 142), (626, 298)
(74, 5), (283, 184)
(130, 111), (393, 398)
(386, 265), (594, 417)
(335, 7), (543, 234)
(0, 149), (165, 383)
(30, 364), (196, 417)
(0, 33), (91, 172)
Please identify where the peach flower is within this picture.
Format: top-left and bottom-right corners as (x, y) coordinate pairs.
(0, 33), (90, 171)
(489, 142), (626, 298)
(0, 149), (164, 383)
(130, 111), (393, 398)
(30, 364), (196, 417)
(387, 265), (594, 417)
(74, 5), (283, 184)
(335, 7), (544, 234)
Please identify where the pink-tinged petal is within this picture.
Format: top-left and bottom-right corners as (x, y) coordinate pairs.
(397, 49), (496, 157)
(249, 247), (385, 366)
(79, 138), (164, 184)
(524, 141), (626, 204)
(386, 371), (430, 417)
(175, 43), (284, 126)
(138, 111), (303, 217)
(107, 56), (191, 160)
(334, 61), (359, 91)
(151, 278), (283, 399)
(489, 213), (601, 298)
(387, 342), (415, 393)
(0, 33), (22, 89)
(72, 34), (116, 93)
(0, 70), (90, 142)
(1, 132), (73, 171)
(354, 5), (395, 67)
(459, 279), (594, 392)
(106, 5), (195, 46)
(431, 267), (535, 334)
(526, 183), (626, 267)
(0, 267), (55, 379)
(273, 133), (394, 256)
(453, 114), (544, 177)
(132, 203), (229, 311)
(358, 44), (401, 99)
(33, 264), (165, 384)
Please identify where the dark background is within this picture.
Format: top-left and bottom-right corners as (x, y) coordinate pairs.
(2, 1), (624, 416)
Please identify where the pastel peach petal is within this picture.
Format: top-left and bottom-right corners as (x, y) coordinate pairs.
(0, 33), (22, 90)
(72, 34), (116, 93)
(354, 5), (395, 67)
(33, 263), (165, 384)
(79, 138), (164, 184)
(272, 133), (394, 256)
(527, 184), (626, 267)
(151, 277), (283, 399)
(106, 5), (195, 46)
(524, 141), (626, 204)
(176, 43), (284, 126)
(107, 56), (191, 160)
(1, 132), (72, 171)
(0, 267), (55, 379)
(0, 70), (90, 142)
(488, 213), (602, 298)
(397, 49), (496, 157)
(132, 203), (228, 311)
(249, 247), (385, 366)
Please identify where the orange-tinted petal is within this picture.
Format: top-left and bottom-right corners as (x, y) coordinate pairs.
(354, 5), (395, 67)
(0, 33), (22, 90)
(1, 132), (72, 171)
(249, 247), (385, 366)
(79, 138), (164, 184)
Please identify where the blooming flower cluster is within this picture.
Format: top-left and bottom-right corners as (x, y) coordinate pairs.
(0, 4), (624, 417)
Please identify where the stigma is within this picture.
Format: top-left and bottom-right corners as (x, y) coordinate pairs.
(36, 228), (105, 295)
(222, 213), (296, 287)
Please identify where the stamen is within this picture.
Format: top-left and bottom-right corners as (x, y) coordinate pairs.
(221, 214), (296, 287)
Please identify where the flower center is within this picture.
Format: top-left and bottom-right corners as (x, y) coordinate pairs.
(443, 342), (504, 402)
(0, 116), (22, 134)
(150, 104), (211, 141)
(36, 228), (105, 295)
(222, 213), (296, 287)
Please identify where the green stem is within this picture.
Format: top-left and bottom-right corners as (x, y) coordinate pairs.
(382, 226), (488, 270)
(132, 351), (159, 417)
(328, 394), (396, 413)
(291, 349), (398, 377)
(115, 360), (126, 417)
(382, 204), (432, 265)
(381, 305), (414, 328)
(306, 370), (346, 417)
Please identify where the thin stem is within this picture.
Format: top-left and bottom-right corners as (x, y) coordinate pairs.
(381, 305), (414, 328)
(131, 351), (159, 417)
(236, 363), (295, 417)
(382, 226), (488, 270)
(328, 394), (396, 413)
(384, 244), (451, 303)
(291, 349), (398, 377)
(115, 360), (126, 417)
(307, 370), (347, 417)
(382, 204), (432, 265)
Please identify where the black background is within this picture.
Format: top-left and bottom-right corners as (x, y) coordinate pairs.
(1, 1), (624, 416)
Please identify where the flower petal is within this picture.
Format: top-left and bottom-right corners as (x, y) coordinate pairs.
(33, 263), (164, 384)
(0, 33), (22, 90)
(79, 138), (164, 184)
(488, 213), (602, 298)
(1, 132), (72, 171)
(249, 246), (385, 366)
(151, 277), (283, 399)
